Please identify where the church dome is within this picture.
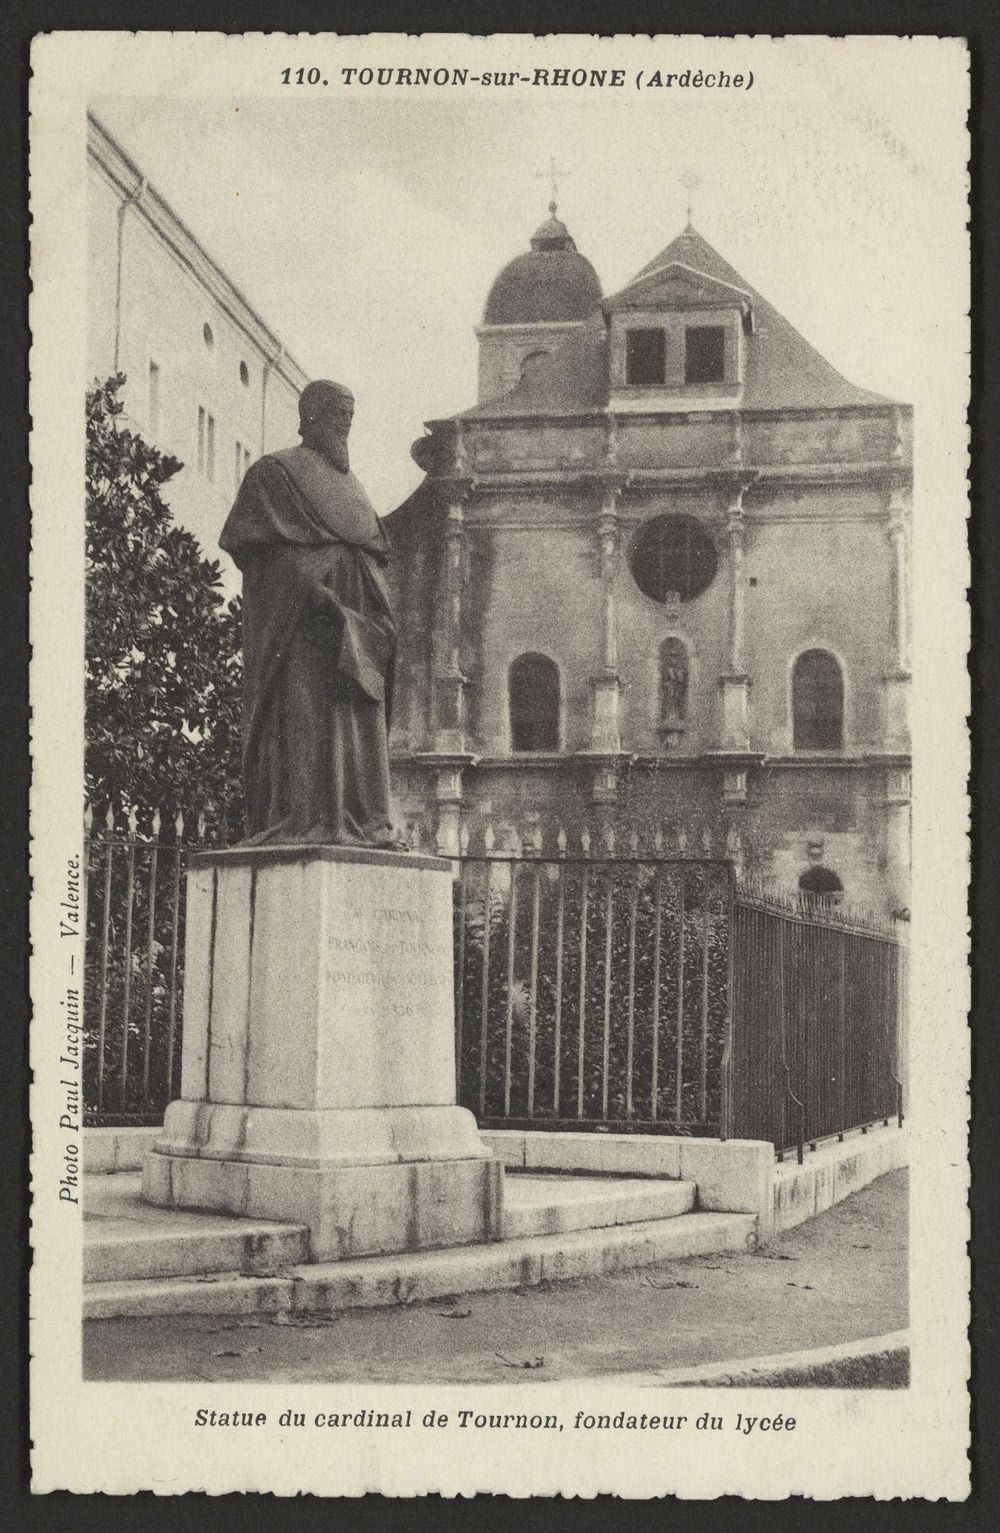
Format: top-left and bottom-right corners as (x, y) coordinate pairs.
(483, 205), (602, 326)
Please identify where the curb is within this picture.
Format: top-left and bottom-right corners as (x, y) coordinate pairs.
(580, 1329), (911, 1389)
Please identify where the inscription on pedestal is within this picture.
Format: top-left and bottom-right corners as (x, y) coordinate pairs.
(313, 861), (457, 1111)
(326, 898), (453, 1025)
(147, 847), (502, 1259)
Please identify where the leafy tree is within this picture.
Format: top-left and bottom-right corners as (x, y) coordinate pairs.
(85, 374), (244, 838)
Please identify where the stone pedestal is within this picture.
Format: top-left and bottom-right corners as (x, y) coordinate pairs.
(590, 670), (622, 754)
(143, 845), (502, 1261)
(718, 673), (751, 751)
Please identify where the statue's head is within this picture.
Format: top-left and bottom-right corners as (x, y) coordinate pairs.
(299, 380), (354, 472)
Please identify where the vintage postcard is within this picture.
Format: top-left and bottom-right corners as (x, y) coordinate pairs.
(28, 32), (970, 1498)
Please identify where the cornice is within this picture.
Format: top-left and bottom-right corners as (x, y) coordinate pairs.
(88, 114), (309, 393)
(391, 751), (907, 773)
(431, 461), (910, 504)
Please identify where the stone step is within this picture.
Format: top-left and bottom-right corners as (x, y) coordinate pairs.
(85, 1271), (296, 1320)
(83, 1174), (309, 1283)
(502, 1173), (695, 1239)
(84, 1210), (757, 1319)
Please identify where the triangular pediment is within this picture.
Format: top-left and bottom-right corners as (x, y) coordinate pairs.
(606, 260), (752, 315)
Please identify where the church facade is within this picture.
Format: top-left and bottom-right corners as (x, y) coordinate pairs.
(388, 208), (912, 917)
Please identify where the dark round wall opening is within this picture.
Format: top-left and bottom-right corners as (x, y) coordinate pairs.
(202, 321), (215, 349)
(239, 360), (250, 386)
(630, 514), (718, 603)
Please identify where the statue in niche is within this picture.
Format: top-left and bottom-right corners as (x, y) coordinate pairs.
(659, 637), (689, 722)
(220, 380), (402, 847)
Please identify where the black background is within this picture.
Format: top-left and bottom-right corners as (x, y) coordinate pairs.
(2, 2), (994, 1527)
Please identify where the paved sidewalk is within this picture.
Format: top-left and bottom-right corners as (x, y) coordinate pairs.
(83, 1169), (907, 1386)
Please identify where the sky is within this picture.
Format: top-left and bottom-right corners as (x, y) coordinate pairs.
(92, 39), (967, 515)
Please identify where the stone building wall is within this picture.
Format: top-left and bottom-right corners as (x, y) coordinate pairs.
(87, 115), (307, 588)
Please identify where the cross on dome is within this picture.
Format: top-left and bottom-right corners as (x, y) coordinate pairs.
(535, 155), (571, 216)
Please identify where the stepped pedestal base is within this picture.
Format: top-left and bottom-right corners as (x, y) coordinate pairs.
(142, 844), (503, 1261)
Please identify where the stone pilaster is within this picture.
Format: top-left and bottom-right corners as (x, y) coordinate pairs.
(883, 486), (911, 752)
(718, 486), (751, 752)
(604, 410), (620, 468)
(730, 410), (744, 467)
(590, 485), (623, 754)
(883, 763), (912, 915)
(432, 488), (470, 754)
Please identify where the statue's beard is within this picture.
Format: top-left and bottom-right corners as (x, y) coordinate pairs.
(302, 427), (350, 473)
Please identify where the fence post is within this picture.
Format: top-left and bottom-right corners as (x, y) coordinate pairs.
(576, 836), (590, 1120)
(650, 867), (662, 1123)
(698, 865), (711, 1123)
(478, 854), (492, 1123)
(455, 836), (469, 1098)
(166, 810), (185, 1103)
(719, 863), (736, 1141)
(837, 929), (847, 1141)
(140, 808), (161, 1110)
(94, 804), (115, 1116)
(552, 838), (566, 1116)
(118, 807), (138, 1112)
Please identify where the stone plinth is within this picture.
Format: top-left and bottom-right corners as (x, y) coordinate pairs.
(143, 845), (502, 1261)
(718, 673), (751, 751)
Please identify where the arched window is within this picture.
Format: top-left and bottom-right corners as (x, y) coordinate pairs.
(799, 866), (844, 902)
(509, 653), (560, 752)
(659, 637), (689, 722)
(792, 649), (844, 750)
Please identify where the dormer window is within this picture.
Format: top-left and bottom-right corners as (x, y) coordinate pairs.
(685, 325), (725, 384)
(626, 328), (666, 386)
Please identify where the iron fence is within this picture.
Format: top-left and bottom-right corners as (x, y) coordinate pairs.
(83, 806), (215, 1125)
(454, 854), (733, 1134)
(83, 814), (905, 1155)
(729, 888), (904, 1159)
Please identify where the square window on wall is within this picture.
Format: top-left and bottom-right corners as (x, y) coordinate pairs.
(626, 328), (666, 386)
(685, 325), (726, 384)
(206, 413), (216, 482)
(197, 405), (206, 473)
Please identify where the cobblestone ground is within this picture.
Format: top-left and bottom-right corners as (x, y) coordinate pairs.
(83, 1169), (908, 1385)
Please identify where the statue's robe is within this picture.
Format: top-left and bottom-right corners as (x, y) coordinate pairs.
(220, 446), (397, 846)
